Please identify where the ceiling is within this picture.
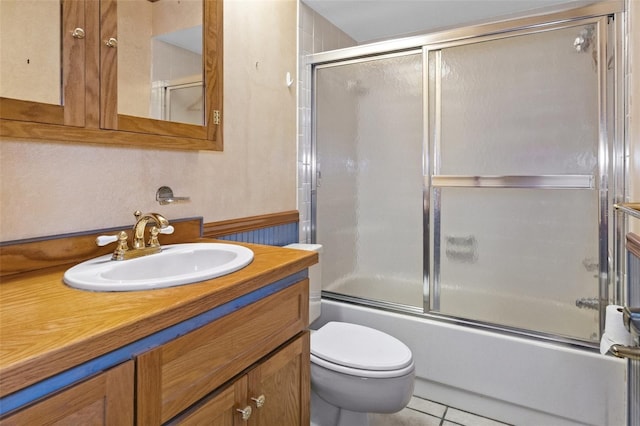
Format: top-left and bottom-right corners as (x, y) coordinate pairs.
(302, 0), (584, 43)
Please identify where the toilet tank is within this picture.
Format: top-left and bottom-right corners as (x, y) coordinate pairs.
(284, 244), (322, 324)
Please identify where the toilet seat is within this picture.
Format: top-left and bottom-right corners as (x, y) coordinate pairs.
(311, 322), (414, 379)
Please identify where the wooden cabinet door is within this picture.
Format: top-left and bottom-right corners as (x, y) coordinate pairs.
(248, 332), (310, 426)
(0, 361), (134, 425)
(169, 376), (248, 426)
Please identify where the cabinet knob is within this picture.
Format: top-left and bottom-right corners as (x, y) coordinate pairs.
(104, 37), (118, 48)
(236, 406), (252, 421)
(251, 394), (266, 408)
(71, 28), (85, 39)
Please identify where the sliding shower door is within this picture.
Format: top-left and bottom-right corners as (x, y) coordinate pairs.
(427, 18), (610, 342)
(312, 13), (618, 345)
(314, 52), (424, 309)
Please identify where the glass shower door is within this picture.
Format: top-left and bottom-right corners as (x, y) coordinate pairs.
(314, 52), (424, 309)
(428, 18), (610, 342)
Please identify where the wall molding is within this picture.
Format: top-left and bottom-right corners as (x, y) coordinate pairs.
(0, 218), (203, 278)
(1, 211), (300, 277)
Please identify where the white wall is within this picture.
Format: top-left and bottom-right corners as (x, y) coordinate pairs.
(0, 0), (298, 242)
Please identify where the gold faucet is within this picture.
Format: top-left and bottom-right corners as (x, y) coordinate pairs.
(97, 211), (172, 260)
(132, 211), (170, 249)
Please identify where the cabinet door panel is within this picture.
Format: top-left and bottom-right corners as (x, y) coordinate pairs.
(0, 361), (133, 426)
(249, 332), (310, 426)
(169, 376), (247, 426)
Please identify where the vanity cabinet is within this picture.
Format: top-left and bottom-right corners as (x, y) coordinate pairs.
(136, 280), (310, 424)
(0, 240), (316, 425)
(0, 0), (223, 151)
(0, 361), (134, 425)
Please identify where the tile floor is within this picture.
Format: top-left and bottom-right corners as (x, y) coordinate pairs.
(369, 397), (513, 426)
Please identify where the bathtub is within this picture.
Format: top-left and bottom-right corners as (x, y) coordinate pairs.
(313, 298), (627, 426)
(323, 274), (599, 341)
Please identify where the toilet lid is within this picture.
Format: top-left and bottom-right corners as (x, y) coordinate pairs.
(311, 322), (413, 371)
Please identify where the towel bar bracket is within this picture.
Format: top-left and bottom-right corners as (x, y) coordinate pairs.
(156, 186), (191, 205)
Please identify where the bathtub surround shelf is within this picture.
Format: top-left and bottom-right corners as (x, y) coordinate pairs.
(0, 238), (317, 423)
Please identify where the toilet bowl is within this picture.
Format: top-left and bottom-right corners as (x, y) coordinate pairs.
(310, 321), (415, 426)
(283, 244), (415, 426)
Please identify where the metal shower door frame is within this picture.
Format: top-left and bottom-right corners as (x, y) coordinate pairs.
(423, 15), (618, 345)
(309, 1), (627, 349)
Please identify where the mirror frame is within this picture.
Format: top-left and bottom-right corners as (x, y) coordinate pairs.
(0, 0), (223, 151)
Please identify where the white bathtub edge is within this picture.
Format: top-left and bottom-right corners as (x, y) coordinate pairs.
(317, 299), (627, 426)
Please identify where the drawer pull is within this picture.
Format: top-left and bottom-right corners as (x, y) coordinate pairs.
(251, 394), (266, 408)
(236, 406), (252, 421)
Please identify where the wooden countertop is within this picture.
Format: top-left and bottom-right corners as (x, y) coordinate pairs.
(0, 240), (317, 398)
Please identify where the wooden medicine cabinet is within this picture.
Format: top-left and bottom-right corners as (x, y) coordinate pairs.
(0, 0), (223, 151)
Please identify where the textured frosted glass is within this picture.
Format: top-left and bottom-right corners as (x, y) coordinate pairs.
(435, 188), (600, 341)
(315, 54), (424, 308)
(436, 24), (599, 176)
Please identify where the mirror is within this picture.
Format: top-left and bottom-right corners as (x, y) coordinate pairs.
(0, 0), (61, 105)
(117, 0), (203, 126)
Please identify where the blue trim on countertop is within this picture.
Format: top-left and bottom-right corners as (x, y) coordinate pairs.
(0, 270), (307, 416)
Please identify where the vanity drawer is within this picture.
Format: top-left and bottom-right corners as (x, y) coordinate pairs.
(136, 279), (309, 424)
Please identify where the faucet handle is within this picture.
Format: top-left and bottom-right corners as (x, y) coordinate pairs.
(96, 234), (119, 246)
(148, 225), (174, 248)
(96, 231), (129, 260)
(158, 225), (174, 235)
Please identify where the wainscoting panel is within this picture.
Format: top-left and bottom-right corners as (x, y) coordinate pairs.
(203, 211), (299, 246)
(217, 223), (299, 246)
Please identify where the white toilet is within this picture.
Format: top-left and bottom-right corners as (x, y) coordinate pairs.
(284, 244), (415, 426)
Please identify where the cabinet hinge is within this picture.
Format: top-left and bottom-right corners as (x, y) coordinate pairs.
(213, 110), (221, 125)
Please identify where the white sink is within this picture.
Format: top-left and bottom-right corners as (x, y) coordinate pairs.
(63, 243), (254, 291)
